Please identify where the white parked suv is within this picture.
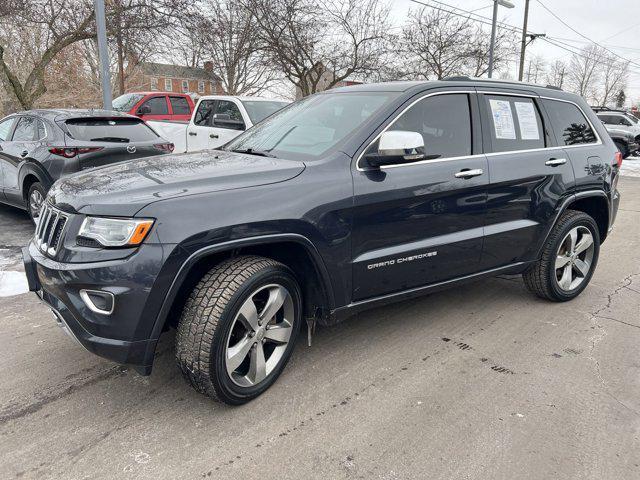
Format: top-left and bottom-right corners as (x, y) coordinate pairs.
(596, 111), (640, 141)
(148, 96), (290, 153)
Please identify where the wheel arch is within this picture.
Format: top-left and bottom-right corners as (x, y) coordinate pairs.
(565, 191), (610, 243)
(148, 234), (335, 348)
(20, 162), (53, 202)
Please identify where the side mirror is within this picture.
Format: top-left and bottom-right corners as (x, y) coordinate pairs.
(364, 130), (433, 168)
(213, 113), (245, 130)
(137, 104), (151, 115)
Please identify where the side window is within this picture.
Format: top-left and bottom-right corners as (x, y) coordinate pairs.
(170, 96), (190, 115)
(484, 95), (545, 152)
(0, 118), (15, 141)
(194, 100), (216, 126)
(543, 100), (597, 146)
(369, 93), (472, 159)
(617, 116), (632, 126)
(142, 96), (168, 115)
(36, 119), (47, 140)
(215, 100), (245, 130)
(11, 116), (37, 141)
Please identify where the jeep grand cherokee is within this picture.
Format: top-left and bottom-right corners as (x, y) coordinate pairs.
(23, 79), (621, 405)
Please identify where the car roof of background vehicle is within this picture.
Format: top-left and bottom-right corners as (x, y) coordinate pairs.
(124, 91), (190, 96)
(2, 109), (139, 122)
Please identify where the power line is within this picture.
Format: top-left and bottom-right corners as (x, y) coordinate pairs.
(535, 0), (640, 70)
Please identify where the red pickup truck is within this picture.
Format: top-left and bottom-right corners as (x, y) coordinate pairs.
(111, 92), (195, 122)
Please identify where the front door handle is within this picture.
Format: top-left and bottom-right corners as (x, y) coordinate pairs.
(455, 168), (484, 179)
(20, 150), (28, 158)
(188, 131), (197, 136)
(545, 158), (567, 166)
(209, 133), (219, 139)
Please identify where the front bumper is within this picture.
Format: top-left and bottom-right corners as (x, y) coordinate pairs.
(22, 242), (166, 374)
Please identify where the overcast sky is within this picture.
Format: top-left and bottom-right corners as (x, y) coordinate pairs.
(391, 0), (640, 104)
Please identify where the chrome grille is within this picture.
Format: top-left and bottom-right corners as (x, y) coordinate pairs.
(34, 204), (69, 256)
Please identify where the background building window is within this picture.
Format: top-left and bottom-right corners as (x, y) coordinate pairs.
(198, 80), (205, 94)
(182, 80), (189, 92)
(164, 78), (172, 91)
(210, 81), (216, 93)
(150, 77), (158, 90)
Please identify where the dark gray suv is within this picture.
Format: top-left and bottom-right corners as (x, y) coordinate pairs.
(23, 79), (621, 405)
(0, 109), (173, 222)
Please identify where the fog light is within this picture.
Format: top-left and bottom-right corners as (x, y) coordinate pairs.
(80, 289), (114, 315)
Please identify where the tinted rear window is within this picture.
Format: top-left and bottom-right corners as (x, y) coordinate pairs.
(544, 100), (597, 146)
(65, 118), (159, 142)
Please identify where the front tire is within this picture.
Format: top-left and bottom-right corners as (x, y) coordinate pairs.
(27, 182), (46, 224)
(175, 256), (302, 405)
(524, 210), (600, 301)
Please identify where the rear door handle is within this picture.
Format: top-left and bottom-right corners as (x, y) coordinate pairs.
(454, 168), (484, 179)
(209, 133), (219, 139)
(20, 150), (28, 158)
(188, 131), (197, 136)
(545, 158), (567, 166)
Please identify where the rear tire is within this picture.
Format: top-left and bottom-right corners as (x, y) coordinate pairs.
(523, 210), (600, 301)
(27, 182), (46, 225)
(175, 256), (302, 405)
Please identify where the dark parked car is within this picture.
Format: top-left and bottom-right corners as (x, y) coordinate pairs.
(0, 109), (174, 222)
(23, 79), (621, 405)
(606, 126), (638, 158)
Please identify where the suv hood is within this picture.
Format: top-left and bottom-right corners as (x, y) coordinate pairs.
(48, 150), (305, 216)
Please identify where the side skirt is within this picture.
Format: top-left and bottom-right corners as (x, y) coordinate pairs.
(330, 261), (532, 324)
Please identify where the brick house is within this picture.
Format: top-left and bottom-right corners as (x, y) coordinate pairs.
(127, 61), (226, 95)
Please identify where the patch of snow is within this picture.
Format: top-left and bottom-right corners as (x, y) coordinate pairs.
(621, 156), (640, 178)
(0, 270), (29, 297)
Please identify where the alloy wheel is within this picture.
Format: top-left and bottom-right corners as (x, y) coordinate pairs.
(29, 189), (44, 222)
(554, 226), (595, 291)
(225, 284), (295, 387)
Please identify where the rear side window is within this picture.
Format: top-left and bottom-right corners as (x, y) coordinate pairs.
(194, 100), (215, 126)
(170, 96), (190, 115)
(0, 118), (14, 141)
(65, 118), (159, 142)
(141, 96), (168, 115)
(12, 116), (37, 141)
(484, 95), (545, 152)
(382, 93), (472, 159)
(544, 100), (597, 146)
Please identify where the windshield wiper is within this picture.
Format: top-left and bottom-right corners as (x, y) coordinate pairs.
(231, 148), (275, 158)
(90, 137), (130, 143)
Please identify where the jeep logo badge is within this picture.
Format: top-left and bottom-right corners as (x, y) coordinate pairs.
(127, 145), (136, 154)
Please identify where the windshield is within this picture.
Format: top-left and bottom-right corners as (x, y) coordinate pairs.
(626, 114), (639, 124)
(226, 92), (398, 160)
(241, 100), (289, 124)
(112, 93), (145, 112)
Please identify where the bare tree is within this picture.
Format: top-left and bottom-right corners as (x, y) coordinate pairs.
(545, 59), (567, 88)
(244, 0), (390, 97)
(177, 0), (277, 95)
(400, 7), (515, 80)
(0, 0), (95, 110)
(595, 54), (628, 107)
(525, 55), (546, 84)
(566, 44), (604, 101)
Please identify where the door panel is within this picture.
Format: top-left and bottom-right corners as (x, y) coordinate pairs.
(188, 99), (218, 151)
(351, 92), (487, 301)
(479, 93), (575, 269)
(3, 116), (38, 203)
(352, 158), (488, 300)
(210, 100), (246, 147)
(0, 117), (17, 197)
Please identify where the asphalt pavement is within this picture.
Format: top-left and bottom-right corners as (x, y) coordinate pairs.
(0, 177), (639, 480)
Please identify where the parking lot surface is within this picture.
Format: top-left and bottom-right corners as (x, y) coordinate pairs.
(1, 175), (639, 480)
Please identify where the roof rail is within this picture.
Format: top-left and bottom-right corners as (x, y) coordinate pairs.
(545, 84), (562, 91)
(441, 75), (563, 91)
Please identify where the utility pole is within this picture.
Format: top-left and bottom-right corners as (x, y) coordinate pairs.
(94, 0), (112, 109)
(488, 0), (514, 78)
(518, 0), (530, 81)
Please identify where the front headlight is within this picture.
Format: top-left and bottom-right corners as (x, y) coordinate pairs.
(78, 217), (154, 247)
